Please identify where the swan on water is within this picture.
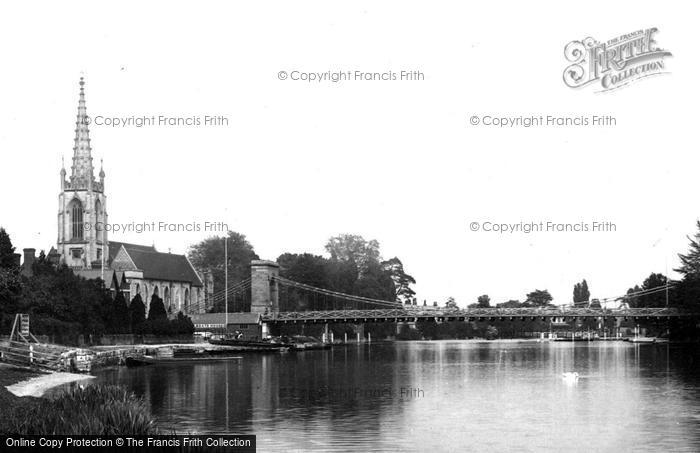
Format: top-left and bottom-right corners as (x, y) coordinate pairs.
(562, 372), (579, 381)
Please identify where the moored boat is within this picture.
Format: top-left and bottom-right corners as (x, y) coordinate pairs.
(125, 354), (242, 366)
(628, 337), (657, 343)
(208, 337), (290, 350)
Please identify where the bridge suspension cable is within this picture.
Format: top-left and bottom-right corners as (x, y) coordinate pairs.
(182, 278), (252, 315)
(602, 283), (676, 304)
(207, 278), (252, 304)
(274, 276), (402, 308)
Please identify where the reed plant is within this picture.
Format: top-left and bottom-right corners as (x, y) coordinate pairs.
(4, 384), (159, 434)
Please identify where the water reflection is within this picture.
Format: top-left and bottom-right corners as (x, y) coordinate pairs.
(91, 342), (700, 452)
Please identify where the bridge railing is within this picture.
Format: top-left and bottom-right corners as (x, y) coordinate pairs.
(262, 306), (690, 322)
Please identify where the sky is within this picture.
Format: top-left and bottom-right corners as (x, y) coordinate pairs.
(1, 1), (698, 307)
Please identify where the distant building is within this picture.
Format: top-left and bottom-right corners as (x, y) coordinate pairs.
(190, 313), (263, 340)
(55, 78), (213, 315)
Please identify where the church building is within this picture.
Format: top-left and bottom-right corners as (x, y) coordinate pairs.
(56, 78), (212, 315)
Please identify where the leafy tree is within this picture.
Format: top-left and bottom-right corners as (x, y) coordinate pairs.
(111, 291), (129, 333)
(497, 299), (522, 308)
(353, 259), (395, 302)
(0, 267), (22, 332)
(525, 289), (553, 307)
(129, 294), (146, 333)
(171, 311), (195, 334)
(325, 234), (381, 276)
(382, 257), (416, 304)
(573, 279), (590, 306)
(278, 253), (329, 288)
(484, 325), (499, 340)
(187, 231), (259, 310)
(620, 285), (642, 308)
(445, 297), (457, 309)
(477, 294), (490, 308)
(147, 294), (167, 321)
(10, 263), (111, 338)
(625, 273), (668, 308)
(0, 227), (17, 269)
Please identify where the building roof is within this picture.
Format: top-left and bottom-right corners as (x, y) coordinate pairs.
(108, 241), (156, 262)
(110, 242), (203, 287)
(190, 312), (261, 326)
(72, 268), (127, 290)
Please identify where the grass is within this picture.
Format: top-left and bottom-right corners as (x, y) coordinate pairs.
(0, 368), (160, 435)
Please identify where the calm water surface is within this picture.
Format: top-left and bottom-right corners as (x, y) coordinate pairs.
(88, 342), (700, 452)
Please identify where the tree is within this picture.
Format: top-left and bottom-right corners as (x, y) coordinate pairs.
(620, 285), (642, 308)
(573, 279), (590, 306)
(0, 228), (17, 269)
(497, 299), (522, 308)
(187, 231), (259, 311)
(382, 257), (416, 304)
(171, 311), (195, 335)
(277, 253), (329, 288)
(477, 294), (491, 308)
(325, 234), (381, 276)
(484, 325), (499, 340)
(112, 291), (130, 333)
(639, 273), (668, 308)
(147, 294), (167, 321)
(129, 294), (146, 333)
(445, 297), (457, 309)
(676, 220), (700, 278)
(525, 289), (553, 307)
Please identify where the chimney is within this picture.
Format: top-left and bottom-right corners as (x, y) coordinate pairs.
(12, 253), (21, 268)
(22, 248), (36, 277)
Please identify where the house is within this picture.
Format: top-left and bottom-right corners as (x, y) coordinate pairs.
(190, 313), (263, 340)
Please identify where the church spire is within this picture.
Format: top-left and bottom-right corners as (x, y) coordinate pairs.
(70, 77), (94, 188)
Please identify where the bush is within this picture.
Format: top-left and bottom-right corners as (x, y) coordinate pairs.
(396, 323), (422, 340)
(147, 295), (167, 321)
(5, 385), (159, 435)
(129, 294), (146, 334)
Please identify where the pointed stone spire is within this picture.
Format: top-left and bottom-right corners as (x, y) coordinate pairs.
(70, 77), (94, 189)
(60, 156), (66, 190)
(99, 158), (105, 191)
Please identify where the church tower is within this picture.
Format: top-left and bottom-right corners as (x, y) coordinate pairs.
(57, 77), (108, 268)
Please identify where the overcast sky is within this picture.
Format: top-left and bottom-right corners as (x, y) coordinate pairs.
(1, 1), (697, 307)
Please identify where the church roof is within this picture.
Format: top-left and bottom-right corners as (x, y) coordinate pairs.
(108, 241), (156, 261)
(72, 268), (124, 290)
(110, 242), (203, 287)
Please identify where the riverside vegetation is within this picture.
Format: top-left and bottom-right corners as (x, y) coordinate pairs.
(0, 379), (160, 435)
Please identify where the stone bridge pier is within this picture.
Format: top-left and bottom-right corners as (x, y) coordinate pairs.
(251, 260), (279, 315)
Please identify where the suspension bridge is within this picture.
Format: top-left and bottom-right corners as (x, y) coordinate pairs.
(183, 260), (696, 326)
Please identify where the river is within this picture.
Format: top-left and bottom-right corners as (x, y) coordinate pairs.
(86, 341), (700, 452)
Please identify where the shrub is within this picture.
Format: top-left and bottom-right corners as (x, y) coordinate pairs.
(4, 385), (159, 435)
(147, 295), (167, 321)
(129, 294), (146, 333)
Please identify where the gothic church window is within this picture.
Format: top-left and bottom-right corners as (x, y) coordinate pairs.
(70, 199), (84, 240)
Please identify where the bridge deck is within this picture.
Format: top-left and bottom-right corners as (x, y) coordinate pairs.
(262, 307), (695, 323)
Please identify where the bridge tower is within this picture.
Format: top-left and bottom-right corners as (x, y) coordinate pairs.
(251, 260), (279, 314)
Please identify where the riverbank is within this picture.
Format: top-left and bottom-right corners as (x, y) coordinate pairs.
(0, 363), (159, 435)
(0, 364), (43, 412)
(6, 370), (94, 397)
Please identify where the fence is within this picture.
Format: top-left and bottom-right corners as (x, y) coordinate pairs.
(1, 340), (65, 370)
